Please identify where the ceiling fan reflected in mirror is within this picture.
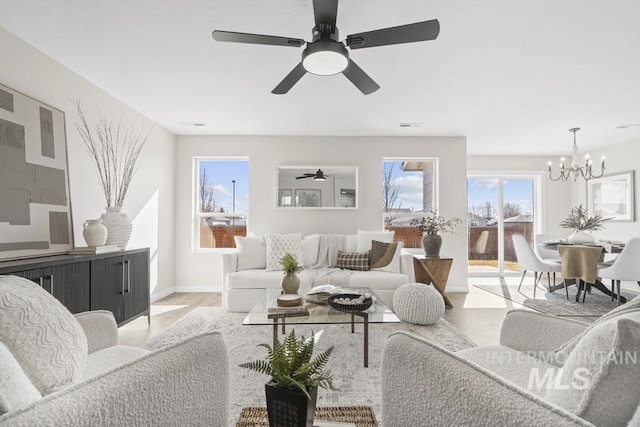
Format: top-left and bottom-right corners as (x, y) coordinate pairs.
(212, 0), (439, 95)
(296, 169), (335, 181)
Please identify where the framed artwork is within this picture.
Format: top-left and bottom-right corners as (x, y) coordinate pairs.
(0, 84), (74, 260)
(278, 189), (292, 207)
(295, 189), (322, 207)
(588, 171), (635, 221)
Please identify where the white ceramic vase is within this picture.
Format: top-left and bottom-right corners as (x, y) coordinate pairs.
(82, 219), (108, 247)
(101, 207), (133, 249)
(568, 230), (596, 244)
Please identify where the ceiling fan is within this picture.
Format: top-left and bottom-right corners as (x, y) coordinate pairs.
(212, 0), (440, 95)
(296, 169), (333, 181)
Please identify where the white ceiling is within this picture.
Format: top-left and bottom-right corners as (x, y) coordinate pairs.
(2, 0), (640, 155)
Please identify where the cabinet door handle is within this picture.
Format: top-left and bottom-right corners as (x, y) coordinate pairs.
(38, 276), (44, 288)
(126, 260), (131, 294)
(121, 261), (126, 295)
(48, 275), (54, 295)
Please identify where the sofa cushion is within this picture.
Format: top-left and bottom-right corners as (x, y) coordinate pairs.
(457, 345), (560, 397)
(0, 275), (88, 395)
(336, 250), (371, 271)
(84, 345), (150, 380)
(345, 235), (357, 252)
(302, 234), (321, 267)
(234, 236), (266, 270)
(265, 233), (304, 271)
(356, 230), (394, 252)
(347, 271), (409, 290)
(370, 240), (403, 274)
(546, 316), (640, 427)
(0, 341), (42, 415)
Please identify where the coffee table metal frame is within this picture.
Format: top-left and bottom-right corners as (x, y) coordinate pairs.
(243, 287), (399, 368)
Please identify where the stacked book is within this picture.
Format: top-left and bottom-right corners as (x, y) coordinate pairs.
(267, 300), (309, 318)
(69, 245), (121, 254)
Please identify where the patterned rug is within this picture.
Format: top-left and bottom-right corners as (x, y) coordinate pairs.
(143, 307), (475, 425)
(474, 283), (638, 318)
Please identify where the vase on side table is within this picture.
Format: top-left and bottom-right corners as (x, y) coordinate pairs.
(423, 234), (443, 258)
(101, 207), (133, 249)
(82, 219), (108, 247)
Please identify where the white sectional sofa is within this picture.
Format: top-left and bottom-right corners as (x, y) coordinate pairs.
(221, 232), (415, 312)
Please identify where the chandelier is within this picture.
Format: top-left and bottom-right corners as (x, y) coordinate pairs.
(547, 128), (605, 181)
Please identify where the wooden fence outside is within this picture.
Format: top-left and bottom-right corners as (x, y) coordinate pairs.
(468, 224), (533, 261)
(199, 224), (247, 248)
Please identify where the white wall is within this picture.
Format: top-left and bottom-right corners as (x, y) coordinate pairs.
(175, 136), (468, 292)
(571, 138), (640, 241)
(0, 28), (176, 297)
(468, 155), (573, 237)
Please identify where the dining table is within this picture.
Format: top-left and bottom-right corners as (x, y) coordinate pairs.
(540, 240), (626, 304)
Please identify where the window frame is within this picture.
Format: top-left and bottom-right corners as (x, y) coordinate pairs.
(193, 156), (249, 252)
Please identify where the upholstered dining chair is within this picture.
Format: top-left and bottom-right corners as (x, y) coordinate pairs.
(512, 234), (562, 298)
(534, 233), (562, 263)
(598, 238), (640, 306)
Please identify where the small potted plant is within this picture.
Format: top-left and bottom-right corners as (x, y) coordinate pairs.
(559, 204), (609, 243)
(417, 210), (462, 258)
(240, 329), (337, 427)
(280, 252), (303, 294)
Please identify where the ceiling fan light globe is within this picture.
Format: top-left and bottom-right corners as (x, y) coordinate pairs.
(302, 41), (349, 76)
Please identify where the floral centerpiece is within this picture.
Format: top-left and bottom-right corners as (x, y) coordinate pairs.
(417, 210), (462, 258)
(559, 204), (609, 243)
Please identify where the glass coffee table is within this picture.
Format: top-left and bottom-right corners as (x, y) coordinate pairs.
(243, 287), (399, 367)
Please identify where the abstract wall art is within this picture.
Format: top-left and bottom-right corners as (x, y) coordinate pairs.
(0, 84), (73, 260)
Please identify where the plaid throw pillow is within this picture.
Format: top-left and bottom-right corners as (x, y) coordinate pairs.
(336, 250), (370, 271)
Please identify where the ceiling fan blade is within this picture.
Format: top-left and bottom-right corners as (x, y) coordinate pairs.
(296, 175), (313, 179)
(346, 19), (440, 49)
(342, 60), (380, 95)
(272, 62), (307, 94)
(271, 62), (307, 95)
(212, 30), (305, 47)
(313, 0), (338, 29)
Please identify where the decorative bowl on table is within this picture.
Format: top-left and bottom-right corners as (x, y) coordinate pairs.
(328, 293), (373, 312)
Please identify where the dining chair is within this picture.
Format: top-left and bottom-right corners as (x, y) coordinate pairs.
(534, 233), (562, 263)
(512, 234), (562, 298)
(598, 238), (640, 306)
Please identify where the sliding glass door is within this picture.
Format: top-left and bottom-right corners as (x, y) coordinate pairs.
(468, 175), (538, 275)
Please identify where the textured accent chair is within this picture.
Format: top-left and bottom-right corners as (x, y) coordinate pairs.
(513, 234), (563, 297)
(382, 299), (640, 426)
(0, 275), (229, 425)
(598, 238), (640, 306)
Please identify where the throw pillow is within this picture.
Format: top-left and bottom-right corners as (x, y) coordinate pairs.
(0, 275), (88, 395)
(336, 250), (371, 271)
(302, 234), (321, 267)
(370, 240), (404, 273)
(554, 294), (640, 365)
(546, 316), (640, 427)
(0, 341), (41, 415)
(356, 229), (394, 252)
(234, 236), (266, 270)
(265, 233), (304, 271)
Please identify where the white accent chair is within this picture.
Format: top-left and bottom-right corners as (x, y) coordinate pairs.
(534, 233), (562, 263)
(513, 234), (562, 298)
(598, 237), (640, 306)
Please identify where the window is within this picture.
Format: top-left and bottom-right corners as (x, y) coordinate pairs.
(194, 158), (249, 249)
(383, 159), (438, 248)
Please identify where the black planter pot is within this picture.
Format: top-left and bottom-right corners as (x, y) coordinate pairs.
(265, 382), (318, 427)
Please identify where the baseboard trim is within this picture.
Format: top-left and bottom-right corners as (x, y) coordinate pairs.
(446, 285), (469, 293)
(173, 285), (221, 293)
(150, 286), (176, 302)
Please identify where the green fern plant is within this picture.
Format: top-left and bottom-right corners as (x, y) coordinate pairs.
(280, 252), (303, 274)
(240, 330), (337, 398)
(559, 204), (609, 232)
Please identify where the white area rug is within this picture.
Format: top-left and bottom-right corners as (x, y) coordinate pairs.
(143, 307), (475, 425)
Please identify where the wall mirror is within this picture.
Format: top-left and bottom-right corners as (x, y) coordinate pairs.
(277, 166), (358, 209)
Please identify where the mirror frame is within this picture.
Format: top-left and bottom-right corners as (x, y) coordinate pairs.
(276, 165), (359, 210)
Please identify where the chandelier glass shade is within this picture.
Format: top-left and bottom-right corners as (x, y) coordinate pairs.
(548, 128), (606, 182)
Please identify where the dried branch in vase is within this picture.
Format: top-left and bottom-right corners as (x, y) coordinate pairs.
(74, 101), (155, 207)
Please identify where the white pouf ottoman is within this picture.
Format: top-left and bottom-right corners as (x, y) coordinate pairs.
(393, 283), (445, 325)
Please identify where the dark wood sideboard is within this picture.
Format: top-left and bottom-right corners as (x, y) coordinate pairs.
(0, 248), (150, 326)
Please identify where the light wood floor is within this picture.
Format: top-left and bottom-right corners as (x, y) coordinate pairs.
(120, 278), (529, 347)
